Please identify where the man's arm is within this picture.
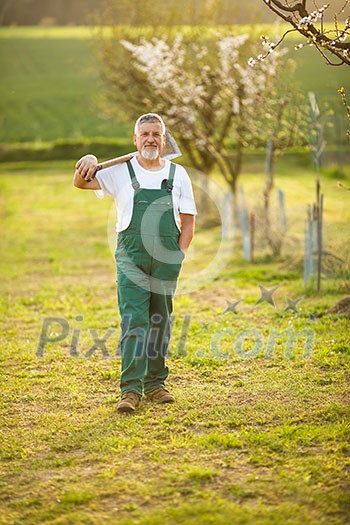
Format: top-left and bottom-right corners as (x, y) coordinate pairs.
(73, 154), (101, 190)
(178, 213), (195, 255)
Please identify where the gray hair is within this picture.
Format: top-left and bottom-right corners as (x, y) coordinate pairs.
(134, 113), (166, 135)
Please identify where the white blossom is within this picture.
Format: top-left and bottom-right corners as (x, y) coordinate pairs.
(299, 16), (312, 29)
(298, 6), (328, 30)
(337, 31), (347, 42)
(217, 34), (249, 76)
(120, 32), (289, 149)
(232, 97), (240, 114)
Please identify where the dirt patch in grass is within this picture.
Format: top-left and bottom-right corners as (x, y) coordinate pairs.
(328, 296), (350, 317)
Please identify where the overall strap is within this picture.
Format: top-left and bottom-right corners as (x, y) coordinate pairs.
(126, 160), (140, 191)
(166, 163), (176, 193)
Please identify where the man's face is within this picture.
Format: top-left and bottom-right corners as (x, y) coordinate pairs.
(134, 122), (166, 160)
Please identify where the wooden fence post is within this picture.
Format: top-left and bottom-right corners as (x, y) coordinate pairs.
(238, 185), (251, 261)
(304, 179), (324, 290)
(249, 212), (255, 263)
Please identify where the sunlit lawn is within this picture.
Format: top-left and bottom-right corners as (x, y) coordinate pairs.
(0, 160), (349, 524)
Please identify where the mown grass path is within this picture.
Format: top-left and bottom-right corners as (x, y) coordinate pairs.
(0, 162), (349, 524)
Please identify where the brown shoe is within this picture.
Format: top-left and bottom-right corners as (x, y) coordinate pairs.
(146, 387), (175, 404)
(117, 392), (140, 413)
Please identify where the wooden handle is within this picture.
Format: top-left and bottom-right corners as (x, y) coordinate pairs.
(86, 152), (136, 182)
(96, 152), (136, 171)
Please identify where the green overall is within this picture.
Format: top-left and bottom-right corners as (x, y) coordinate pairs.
(115, 160), (184, 398)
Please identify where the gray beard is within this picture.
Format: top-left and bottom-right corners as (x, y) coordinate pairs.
(141, 146), (159, 160)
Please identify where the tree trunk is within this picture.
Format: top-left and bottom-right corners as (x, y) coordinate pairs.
(264, 140), (283, 256)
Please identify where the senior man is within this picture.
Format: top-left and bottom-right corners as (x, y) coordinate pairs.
(73, 113), (196, 413)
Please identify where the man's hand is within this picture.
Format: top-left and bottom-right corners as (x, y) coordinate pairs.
(179, 214), (195, 256)
(73, 154), (101, 190)
(75, 154), (98, 181)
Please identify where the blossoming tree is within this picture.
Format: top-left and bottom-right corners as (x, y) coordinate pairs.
(100, 32), (308, 195)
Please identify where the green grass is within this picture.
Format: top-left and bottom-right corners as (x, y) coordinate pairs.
(0, 25), (349, 144)
(0, 34), (127, 143)
(0, 160), (349, 524)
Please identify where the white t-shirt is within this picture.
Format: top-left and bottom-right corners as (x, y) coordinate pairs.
(94, 156), (197, 233)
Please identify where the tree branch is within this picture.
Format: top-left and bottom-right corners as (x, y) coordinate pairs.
(260, 0), (350, 67)
(267, 0), (308, 16)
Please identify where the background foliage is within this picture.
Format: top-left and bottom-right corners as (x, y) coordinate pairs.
(1, 26), (349, 152)
(1, 0), (348, 26)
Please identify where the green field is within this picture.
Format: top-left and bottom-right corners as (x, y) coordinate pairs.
(0, 159), (349, 524)
(0, 30), (125, 143)
(1, 26), (349, 145)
